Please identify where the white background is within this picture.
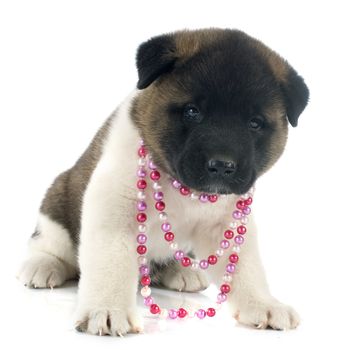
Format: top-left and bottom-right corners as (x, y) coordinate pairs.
(1, 0), (350, 349)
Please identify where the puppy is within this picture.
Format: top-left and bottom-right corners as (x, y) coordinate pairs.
(18, 28), (309, 335)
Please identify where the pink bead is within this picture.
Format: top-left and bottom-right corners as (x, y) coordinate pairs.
(138, 146), (147, 157)
(139, 139), (145, 146)
(153, 191), (163, 201)
(139, 265), (149, 276)
(137, 234), (147, 244)
(174, 250), (185, 260)
(220, 239), (230, 249)
(137, 179), (147, 189)
(208, 194), (218, 203)
(161, 222), (171, 232)
(234, 235), (244, 245)
(217, 293), (227, 303)
(137, 201), (147, 211)
(242, 206), (251, 215)
(199, 194), (208, 203)
(237, 225), (247, 235)
(150, 170), (161, 181)
(236, 200), (245, 210)
(137, 168), (147, 178)
(144, 296), (154, 306)
(168, 309), (178, 319)
(199, 259), (209, 269)
(172, 179), (182, 189)
(232, 210), (243, 219)
(226, 263), (236, 273)
(196, 309), (206, 319)
(148, 160), (157, 170)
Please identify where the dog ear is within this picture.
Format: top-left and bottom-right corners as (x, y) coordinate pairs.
(280, 68), (309, 127)
(136, 34), (177, 89)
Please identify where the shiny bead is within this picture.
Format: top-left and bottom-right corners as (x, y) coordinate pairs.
(150, 304), (160, 314)
(164, 231), (174, 242)
(224, 229), (234, 239)
(140, 286), (151, 297)
(136, 213), (147, 223)
(137, 245), (147, 255)
(199, 259), (209, 269)
(138, 256), (147, 265)
(217, 293), (227, 303)
(137, 179), (147, 189)
(232, 210), (243, 220)
(226, 263), (236, 273)
(240, 216), (249, 225)
(229, 253), (239, 263)
(223, 273), (233, 283)
(153, 191), (163, 201)
(138, 224), (146, 232)
(139, 139), (145, 146)
(220, 240), (230, 249)
(232, 245), (241, 253)
(172, 179), (182, 189)
(199, 194), (208, 203)
(169, 242), (178, 250)
(160, 309), (168, 319)
(208, 194), (218, 203)
(137, 201), (147, 211)
(244, 197), (253, 205)
(207, 308), (216, 317)
(150, 170), (161, 181)
(138, 158), (146, 166)
(152, 182), (162, 190)
(159, 212), (168, 221)
(168, 309), (178, 319)
(174, 250), (185, 260)
(190, 193), (199, 200)
(180, 186), (190, 195)
(181, 257), (191, 267)
(178, 308), (187, 318)
(155, 201), (165, 211)
(237, 225), (247, 235)
(141, 275), (151, 286)
(242, 206), (251, 215)
(215, 249), (224, 257)
(148, 160), (157, 170)
(220, 284), (231, 294)
(139, 265), (149, 276)
(144, 296), (153, 306)
(137, 168), (147, 178)
(161, 222), (171, 232)
(137, 191), (146, 200)
(236, 200), (246, 210)
(208, 255), (218, 265)
(196, 309), (206, 319)
(229, 222), (238, 229)
(137, 234), (147, 244)
(234, 235), (244, 245)
(138, 146), (147, 157)
(191, 261), (199, 270)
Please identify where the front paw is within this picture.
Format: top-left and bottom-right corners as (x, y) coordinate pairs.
(75, 306), (143, 336)
(234, 299), (300, 330)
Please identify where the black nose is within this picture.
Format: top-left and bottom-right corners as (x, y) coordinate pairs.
(206, 159), (237, 177)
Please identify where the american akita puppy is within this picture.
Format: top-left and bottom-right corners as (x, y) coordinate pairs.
(18, 28), (309, 335)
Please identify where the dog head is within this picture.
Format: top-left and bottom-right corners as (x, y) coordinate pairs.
(131, 29), (309, 195)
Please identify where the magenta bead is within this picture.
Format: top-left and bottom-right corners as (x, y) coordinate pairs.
(199, 194), (208, 203)
(196, 309), (206, 319)
(220, 239), (230, 249)
(139, 265), (149, 276)
(232, 210), (243, 219)
(217, 293), (227, 303)
(172, 179), (181, 189)
(234, 235), (244, 245)
(226, 263), (236, 273)
(199, 259), (209, 269)
(242, 206), (251, 215)
(137, 234), (147, 244)
(148, 160), (157, 170)
(174, 250), (185, 260)
(144, 296), (154, 306)
(168, 309), (178, 319)
(161, 222), (171, 232)
(154, 191), (164, 201)
(137, 201), (147, 211)
(137, 168), (147, 178)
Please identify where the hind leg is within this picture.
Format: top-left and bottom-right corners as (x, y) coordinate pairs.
(18, 213), (78, 288)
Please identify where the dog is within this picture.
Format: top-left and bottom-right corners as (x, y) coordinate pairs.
(18, 28), (309, 335)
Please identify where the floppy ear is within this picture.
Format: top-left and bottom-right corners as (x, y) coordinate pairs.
(136, 34), (177, 89)
(280, 68), (309, 127)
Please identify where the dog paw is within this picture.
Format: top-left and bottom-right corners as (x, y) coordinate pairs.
(75, 307), (143, 336)
(159, 264), (209, 292)
(234, 299), (300, 330)
(17, 252), (71, 288)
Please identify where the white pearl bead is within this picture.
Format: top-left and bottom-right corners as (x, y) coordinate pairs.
(232, 245), (241, 253)
(152, 182), (162, 190)
(229, 222), (238, 229)
(223, 273), (233, 283)
(159, 212), (168, 221)
(140, 286), (151, 297)
(159, 309), (168, 319)
(138, 256), (147, 265)
(187, 308), (196, 318)
(241, 216), (249, 225)
(137, 191), (146, 200)
(138, 158), (146, 166)
(191, 261), (199, 270)
(242, 193), (249, 200)
(138, 224), (147, 232)
(190, 193), (199, 200)
(216, 249), (224, 257)
(169, 242), (178, 250)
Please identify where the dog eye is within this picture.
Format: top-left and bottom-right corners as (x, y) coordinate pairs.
(183, 104), (202, 123)
(248, 117), (265, 130)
